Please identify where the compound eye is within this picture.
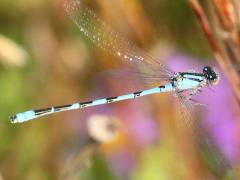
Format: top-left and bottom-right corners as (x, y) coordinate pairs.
(203, 66), (209, 73)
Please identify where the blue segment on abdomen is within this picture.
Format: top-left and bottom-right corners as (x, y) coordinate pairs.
(117, 94), (135, 101)
(92, 99), (107, 105)
(16, 110), (35, 123)
(141, 87), (160, 96)
(70, 103), (80, 109)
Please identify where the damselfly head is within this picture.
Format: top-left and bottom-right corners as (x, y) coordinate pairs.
(203, 66), (220, 85)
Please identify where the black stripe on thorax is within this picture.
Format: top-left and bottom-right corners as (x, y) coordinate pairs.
(188, 78), (202, 82)
(180, 72), (204, 76)
(180, 72), (205, 82)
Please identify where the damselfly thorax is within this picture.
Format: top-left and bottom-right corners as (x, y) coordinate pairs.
(172, 66), (219, 91)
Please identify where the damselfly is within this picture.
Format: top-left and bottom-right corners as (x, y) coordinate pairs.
(9, 0), (220, 124)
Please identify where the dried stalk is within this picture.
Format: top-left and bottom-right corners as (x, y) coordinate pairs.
(187, 0), (240, 104)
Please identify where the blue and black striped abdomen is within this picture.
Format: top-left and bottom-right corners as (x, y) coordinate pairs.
(10, 83), (174, 123)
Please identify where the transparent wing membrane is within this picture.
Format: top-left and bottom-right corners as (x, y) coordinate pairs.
(179, 98), (232, 176)
(102, 68), (171, 87)
(64, 0), (173, 77)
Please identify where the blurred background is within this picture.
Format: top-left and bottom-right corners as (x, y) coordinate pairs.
(0, 0), (240, 179)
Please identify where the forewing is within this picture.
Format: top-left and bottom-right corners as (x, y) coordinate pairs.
(64, 0), (174, 77)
